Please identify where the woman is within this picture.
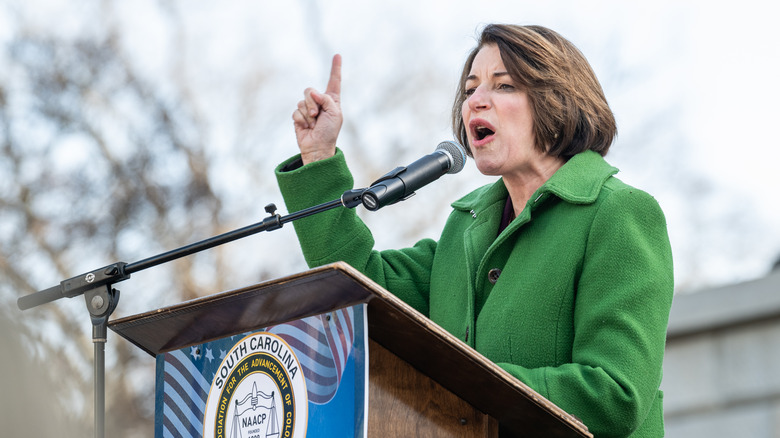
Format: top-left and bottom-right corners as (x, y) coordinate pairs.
(276, 24), (673, 438)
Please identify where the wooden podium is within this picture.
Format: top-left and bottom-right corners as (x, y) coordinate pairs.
(109, 262), (591, 437)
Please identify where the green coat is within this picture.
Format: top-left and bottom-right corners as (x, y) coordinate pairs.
(276, 149), (673, 438)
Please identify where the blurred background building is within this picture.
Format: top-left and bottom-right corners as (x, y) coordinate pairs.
(664, 264), (780, 437)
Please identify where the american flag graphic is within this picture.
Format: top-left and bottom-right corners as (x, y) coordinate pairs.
(155, 305), (359, 438)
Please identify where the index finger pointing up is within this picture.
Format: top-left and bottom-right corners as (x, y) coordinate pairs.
(325, 54), (342, 97)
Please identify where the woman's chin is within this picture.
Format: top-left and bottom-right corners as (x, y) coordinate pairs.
(474, 160), (502, 177)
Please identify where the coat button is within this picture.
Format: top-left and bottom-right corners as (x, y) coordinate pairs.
(488, 268), (502, 284)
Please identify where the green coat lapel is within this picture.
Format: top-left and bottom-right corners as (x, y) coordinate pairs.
(448, 150), (619, 318)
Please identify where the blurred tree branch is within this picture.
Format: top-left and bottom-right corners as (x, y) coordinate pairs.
(0, 4), (238, 436)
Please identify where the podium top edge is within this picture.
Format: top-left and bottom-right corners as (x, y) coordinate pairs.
(109, 262), (376, 355)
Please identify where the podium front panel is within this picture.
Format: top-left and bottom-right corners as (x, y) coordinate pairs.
(154, 304), (368, 438)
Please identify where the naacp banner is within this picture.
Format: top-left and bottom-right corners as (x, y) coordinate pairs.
(154, 304), (367, 438)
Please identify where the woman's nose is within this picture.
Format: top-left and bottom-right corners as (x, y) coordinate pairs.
(467, 87), (491, 111)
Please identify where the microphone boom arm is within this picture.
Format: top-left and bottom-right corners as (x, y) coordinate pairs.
(17, 193), (365, 311)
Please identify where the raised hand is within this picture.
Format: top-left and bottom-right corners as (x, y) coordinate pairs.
(292, 54), (343, 165)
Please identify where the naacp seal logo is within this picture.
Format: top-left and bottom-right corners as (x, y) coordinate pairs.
(203, 332), (308, 438)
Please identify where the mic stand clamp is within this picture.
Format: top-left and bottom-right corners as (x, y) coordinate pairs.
(85, 284), (120, 438)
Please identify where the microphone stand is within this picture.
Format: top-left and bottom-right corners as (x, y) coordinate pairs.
(16, 188), (365, 438)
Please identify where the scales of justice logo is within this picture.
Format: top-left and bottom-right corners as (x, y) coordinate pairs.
(203, 332), (308, 438)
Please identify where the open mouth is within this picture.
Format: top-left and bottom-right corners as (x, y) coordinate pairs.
(475, 126), (495, 141)
(469, 119), (496, 143)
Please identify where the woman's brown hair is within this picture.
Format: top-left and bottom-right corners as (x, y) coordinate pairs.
(452, 24), (617, 158)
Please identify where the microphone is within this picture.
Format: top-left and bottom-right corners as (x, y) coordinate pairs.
(360, 140), (467, 211)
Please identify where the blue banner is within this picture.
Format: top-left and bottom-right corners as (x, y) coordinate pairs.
(154, 304), (367, 438)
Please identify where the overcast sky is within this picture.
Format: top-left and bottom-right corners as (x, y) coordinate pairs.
(3, 0), (779, 294)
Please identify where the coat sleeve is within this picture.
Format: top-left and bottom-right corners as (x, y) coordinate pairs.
(275, 150), (436, 315)
(497, 187), (674, 438)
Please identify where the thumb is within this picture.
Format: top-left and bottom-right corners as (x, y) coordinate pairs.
(311, 90), (338, 113)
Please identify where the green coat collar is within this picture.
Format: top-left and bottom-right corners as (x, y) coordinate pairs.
(451, 150), (619, 213)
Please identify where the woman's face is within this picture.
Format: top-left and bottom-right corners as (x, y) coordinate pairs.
(462, 44), (539, 178)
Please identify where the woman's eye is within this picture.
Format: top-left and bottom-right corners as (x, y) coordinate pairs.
(498, 83), (515, 91)
(464, 88), (476, 96)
